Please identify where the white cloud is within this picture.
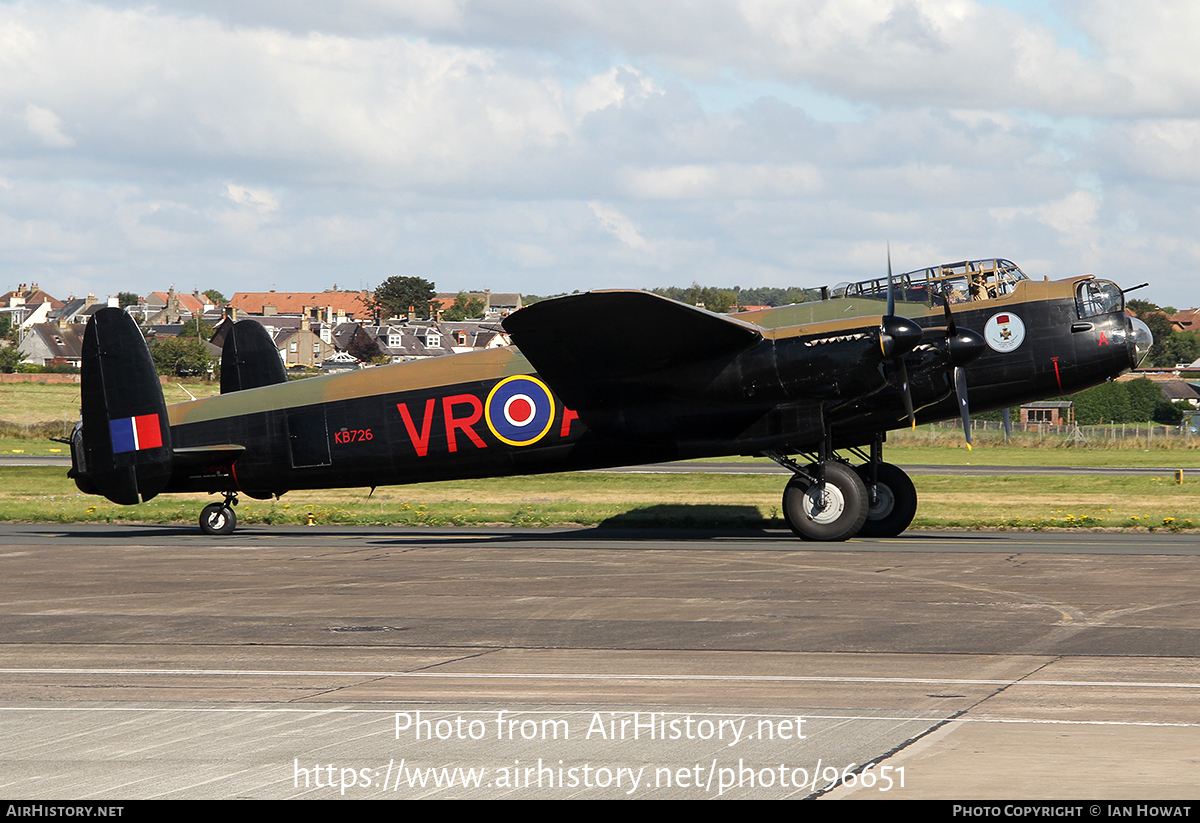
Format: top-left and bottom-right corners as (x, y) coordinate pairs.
(622, 163), (823, 200)
(0, 1), (1196, 307)
(225, 183), (280, 213)
(23, 104), (73, 147)
(589, 201), (651, 251)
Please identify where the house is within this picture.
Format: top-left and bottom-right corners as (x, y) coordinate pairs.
(433, 290), (523, 320)
(51, 294), (112, 325)
(1159, 381), (1200, 408)
(18, 322), (85, 368)
(230, 290), (371, 320)
(273, 316), (337, 368)
(145, 288), (212, 324)
(331, 322), (455, 364)
(1021, 401), (1074, 425)
(1168, 308), (1200, 333)
(432, 320), (511, 353)
(3, 283), (63, 331)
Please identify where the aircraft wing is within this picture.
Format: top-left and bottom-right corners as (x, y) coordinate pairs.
(502, 290), (763, 408)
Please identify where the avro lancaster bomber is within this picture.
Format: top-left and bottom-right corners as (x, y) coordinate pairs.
(69, 257), (1152, 541)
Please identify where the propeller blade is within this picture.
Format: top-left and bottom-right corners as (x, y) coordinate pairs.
(880, 244), (917, 426)
(886, 242), (895, 317)
(899, 357), (914, 429)
(954, 365), (972, 450)
(942, 293), (957, 337)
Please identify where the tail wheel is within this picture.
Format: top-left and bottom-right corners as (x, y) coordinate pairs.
(782, 461), (868, 541)
(200, 503), (237, 536)
(855, 462), (917, 538)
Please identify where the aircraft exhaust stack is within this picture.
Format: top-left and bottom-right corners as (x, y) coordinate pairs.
(71, 308), (173, 505)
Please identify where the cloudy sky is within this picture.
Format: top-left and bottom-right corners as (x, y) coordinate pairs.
(2, 0), (1197, 305)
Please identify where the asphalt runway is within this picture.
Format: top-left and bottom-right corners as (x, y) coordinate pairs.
(2, 523), (1199, 799)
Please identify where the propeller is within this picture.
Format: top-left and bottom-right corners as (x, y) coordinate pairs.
(938, 296), (986, 449)
(879, 244), (922, 427)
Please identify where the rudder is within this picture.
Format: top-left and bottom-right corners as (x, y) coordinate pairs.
(218, 319), (287, 393)
(73, 308), (173, 504)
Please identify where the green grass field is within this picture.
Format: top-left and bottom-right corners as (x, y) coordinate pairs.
(2, 466), (1196, 532)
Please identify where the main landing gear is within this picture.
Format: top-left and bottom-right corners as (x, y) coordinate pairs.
(767, 435), (917, 541)
(199, 492), (238, 536)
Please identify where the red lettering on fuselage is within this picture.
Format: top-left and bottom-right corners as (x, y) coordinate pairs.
(397, 398), (436, 457)
(561, 406), (579, 438)
(396, 391), (580, 457)
(443, 394), (486, 453)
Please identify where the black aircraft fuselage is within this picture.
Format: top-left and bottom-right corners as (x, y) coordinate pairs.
(69, 263), (1151, 540)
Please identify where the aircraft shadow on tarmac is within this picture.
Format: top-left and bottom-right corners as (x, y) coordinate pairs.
(28, 518), (1016, 548)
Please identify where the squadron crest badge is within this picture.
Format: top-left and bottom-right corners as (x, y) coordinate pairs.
(983, 312), (1026, 353)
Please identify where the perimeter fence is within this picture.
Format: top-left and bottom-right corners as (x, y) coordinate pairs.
(891, 419), (1198, 449)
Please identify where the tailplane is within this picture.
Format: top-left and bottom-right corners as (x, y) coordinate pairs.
(71, 308), (173, 504)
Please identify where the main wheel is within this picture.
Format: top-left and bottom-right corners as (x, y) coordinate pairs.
(782, 461), (869, 541)
(200, 503), (237, 536)
(854, 462), (917, 538)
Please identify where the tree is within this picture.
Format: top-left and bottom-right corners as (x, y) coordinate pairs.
(203, 289), (226, 305)
(1161, 331), (1200, 367)
(180, 317), (215, 341)
(346, 325), (385, 363)
(1069, 382), (1131, 424)
(1125, 378), (1161, 422)
(1127, 300), (1189, 367)
(149, 337), (214, 377)
(442, 292), (486, 321)
(372, 276), (436, 321)
(1154, 399), (1191, 426)
(651, 284), (738, 313)
(0, 345), (25, 373)
(117, 292), (140, 308)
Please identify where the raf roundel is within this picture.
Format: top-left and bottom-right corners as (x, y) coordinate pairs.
(485, 375), (556, 447)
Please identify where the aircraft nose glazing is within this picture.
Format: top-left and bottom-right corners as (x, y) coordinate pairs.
(1128, 316), (1153, 367)
(879, 315), (923, 358)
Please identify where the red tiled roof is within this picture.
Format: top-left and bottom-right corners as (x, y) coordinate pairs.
(230, 291), (372, 317)
(149, 291), (207, 314)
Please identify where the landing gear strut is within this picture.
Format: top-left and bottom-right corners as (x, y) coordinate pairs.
(200, 492), (238, 536)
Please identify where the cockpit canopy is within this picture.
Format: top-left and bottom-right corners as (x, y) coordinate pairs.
(830, 259), (1030, 306)
(1076, 279), (1124, 318)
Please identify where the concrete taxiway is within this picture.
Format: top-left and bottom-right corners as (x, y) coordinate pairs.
(1, 524), (1198, 799)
